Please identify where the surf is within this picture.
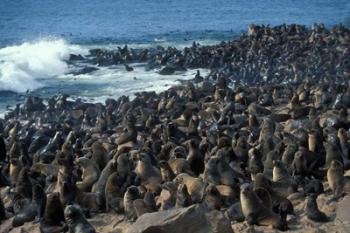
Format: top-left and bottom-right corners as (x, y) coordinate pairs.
(0, 38), (87, 93)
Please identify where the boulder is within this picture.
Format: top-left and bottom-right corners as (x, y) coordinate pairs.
(120, 203), (233, 233)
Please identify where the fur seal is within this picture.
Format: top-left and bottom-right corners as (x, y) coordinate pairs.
(204, 184), (222, 210)
(338, 128), (349, 159)
(157, 181), (177, 210)
(203, 156), (221, 185)
(324, 141), (343, 169)
(305, 194), (329, 222)
(186, 139), (204, 176)
(123, 186), (140, 221)
(40, 192), (66, 233)
(159, 160), (176, 182)
(12, 184), (46, 227)
(174, 173), (205, 203)
(240, 183), (287, 231)
(327, 160), (345, 199)
(91, 141), (108, 170)
(135, 153), (161, 192)
(91, 154), (118, 196)
(175, 183), (192, 208)
(75, 157), (100, 192)
(105, 172), (124, 213)
(272, 160), (292, 183)
(65, 205), (96, 233)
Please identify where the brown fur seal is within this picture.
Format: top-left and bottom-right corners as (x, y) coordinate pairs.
(132, 198), (152, 218)
(186, 139), (204, 176)
(12, 184), (46, 227)
(338, 128), (349, 159)
(324, 141), (343, 168)
(30, 162), (59, 178)
(174, 173), (205, 203)
(14, 167), (32, 199)
(65, 205), (96, 233)
(40, 192), (65, 232)
(9, 158), (22, 186)
(159, 160), (176, 182)
(75, 157), (100, 192)
(240, 183), (287, 231)
(91, 154), (118, 196)
(272, 160), (292, 183)
(91, 141), (108, 170)
(123, 186), (140, 221)
(305, 194), (329, 222)
(175, 183), (192, 208)
(116, 120), (137, 146)
(169, 158), (194, 176)
(327, 160), (345, 199)
(135, 153), (161, 192)
(105, 172), (123, 213)
(204, 184), (222, 210)
(203, 156), (221, 185)
(143, 190), (156, 212)
(156, 181), (177, 210)
(248, 148), (264, 175)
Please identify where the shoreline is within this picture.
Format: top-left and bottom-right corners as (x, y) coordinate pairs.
(0, 24), (350, 233)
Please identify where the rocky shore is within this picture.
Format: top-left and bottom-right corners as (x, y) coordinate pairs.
(0, 24), (350, 233)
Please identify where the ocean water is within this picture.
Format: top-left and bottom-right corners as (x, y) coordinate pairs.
(0, 0), (349, 113)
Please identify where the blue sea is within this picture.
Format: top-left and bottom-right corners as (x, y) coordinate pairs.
(0, 0), (349, 113)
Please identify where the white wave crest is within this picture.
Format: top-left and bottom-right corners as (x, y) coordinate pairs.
(0, 38), (87, 92)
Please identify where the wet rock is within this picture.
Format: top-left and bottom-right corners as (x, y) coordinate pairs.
(121, 203), (233, 233)
(72, 66), (99, 75)
(159, 66), (175, 75)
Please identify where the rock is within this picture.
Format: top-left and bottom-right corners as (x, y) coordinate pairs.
(69, 54), (85, 61)
(124, 64), (134, 72)
(120, 203), (233, 233)
(72, 66), (99, 75)
(159, 66), (175, 75)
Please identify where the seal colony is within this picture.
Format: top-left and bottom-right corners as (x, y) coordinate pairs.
(0, 24), (350, 233)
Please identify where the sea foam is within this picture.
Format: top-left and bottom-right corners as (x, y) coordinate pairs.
(0, 38), (86, 93)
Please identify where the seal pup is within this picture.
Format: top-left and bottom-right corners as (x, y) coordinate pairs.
(305, 194), (329, 222)
(64, 205), (96, 233)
